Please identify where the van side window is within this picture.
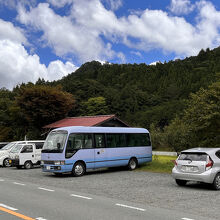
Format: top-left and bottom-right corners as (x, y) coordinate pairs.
(21, 145), (33, 153)
(29, 142), (44, 149)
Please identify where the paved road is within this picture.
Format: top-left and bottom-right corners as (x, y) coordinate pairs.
(0, 167), (219, 220)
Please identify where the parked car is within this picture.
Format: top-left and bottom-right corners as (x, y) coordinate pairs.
(0, 140), (44, 167)
(9, 143), (42, 169)
(0, 142), (9, 149)
(172, 148), (220, 190)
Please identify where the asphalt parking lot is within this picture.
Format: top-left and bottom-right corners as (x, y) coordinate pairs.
(0, 166), (219, 220)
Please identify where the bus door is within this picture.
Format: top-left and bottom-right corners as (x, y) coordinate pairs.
(94, 134), (108, 168)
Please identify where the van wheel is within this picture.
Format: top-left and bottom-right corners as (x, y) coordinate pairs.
(128, 158), (138, 170)
(24, 161), (33, 169)
(212, 173), (220, 190)
(72, 162), (85, 177)
(3, 158), (11, 167)
(175, 179), (187, 186)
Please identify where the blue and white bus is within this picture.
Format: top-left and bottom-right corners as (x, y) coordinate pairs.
(41, 126), (152, 176)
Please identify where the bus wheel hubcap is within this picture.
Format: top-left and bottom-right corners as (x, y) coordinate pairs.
(75, 165), (83, 175)
(130, 160), (136, 169)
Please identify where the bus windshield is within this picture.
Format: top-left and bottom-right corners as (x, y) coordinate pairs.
(42, 130), (68, 153)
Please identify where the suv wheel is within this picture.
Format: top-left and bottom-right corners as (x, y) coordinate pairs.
(175, 179), (187, 186)
(212, 173), (220, 190)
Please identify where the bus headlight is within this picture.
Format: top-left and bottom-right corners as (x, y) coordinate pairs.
(54, 161), (65, 165)
(15, 155), (19, 159)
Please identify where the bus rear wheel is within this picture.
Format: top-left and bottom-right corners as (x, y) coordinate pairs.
(72, 162), (86, 177)
(128, 158), (138, 170)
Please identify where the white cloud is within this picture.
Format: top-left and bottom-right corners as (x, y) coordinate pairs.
(103, 0), (123, 11)
(47, 0), (73, 8)
(130, 51), (142, 58)
(15, 0), (220, 64)
(149, 61), (161, 66)
(17, 3), (116, 62)
(0, 39), (78, 89)
(0, 19), (26, 44)
(47, 60), (78, 81)
(169, 0), (195, 15)
(0, 0), (37, 9)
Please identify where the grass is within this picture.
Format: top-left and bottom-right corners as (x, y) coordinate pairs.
(137, 155), (177, 173)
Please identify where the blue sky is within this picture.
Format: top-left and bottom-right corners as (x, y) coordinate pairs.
(0, 0), (220, 89)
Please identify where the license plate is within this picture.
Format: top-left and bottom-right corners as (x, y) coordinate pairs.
(182, 165), (198, 172)
(46, 166), (50, 170)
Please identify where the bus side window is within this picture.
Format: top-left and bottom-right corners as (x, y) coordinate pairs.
(84, 134), (93, 148)
(94, 134), (105, 148)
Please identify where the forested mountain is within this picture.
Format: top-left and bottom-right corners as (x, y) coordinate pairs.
(0, 47), (219, 150)
(55, 47), (220, 129)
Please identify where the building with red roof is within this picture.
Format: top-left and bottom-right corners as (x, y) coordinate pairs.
(43, 115), (129, 129)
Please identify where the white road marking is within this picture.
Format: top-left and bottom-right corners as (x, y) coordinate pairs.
(36, 217), (47, 220)
(0, 203), (18, 211)
(116, 203), (146, 212)
(70, 194), (92, 200)
(182, 218), (195, 220)
(13, 182), (26, 186)
(38, 187), (54, 192)
(0, 179), (4, 181)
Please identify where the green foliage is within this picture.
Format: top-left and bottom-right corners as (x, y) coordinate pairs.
(81, 96), (109, 116)
(0, 47), (220, 145)
(137, 155), (177, 173)
(155, 81), (220, 152)
(15, 85), (75, 139)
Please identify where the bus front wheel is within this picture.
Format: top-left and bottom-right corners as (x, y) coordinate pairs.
(72, 162), (86, 177)
(128, 158), (138, 170)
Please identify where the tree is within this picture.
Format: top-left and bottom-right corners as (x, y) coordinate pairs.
(183, 81), (220, 147)
(81, 96), (109, 116)
(158, 81), (220, 152)
(15, 85), (75, 139)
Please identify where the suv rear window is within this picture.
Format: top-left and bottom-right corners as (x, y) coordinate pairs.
(178, 153), (207, 161)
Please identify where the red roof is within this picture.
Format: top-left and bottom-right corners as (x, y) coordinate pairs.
(43, 115), (121, 128)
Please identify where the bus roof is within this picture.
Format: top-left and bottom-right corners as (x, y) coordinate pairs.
(51, 126), (149, 134)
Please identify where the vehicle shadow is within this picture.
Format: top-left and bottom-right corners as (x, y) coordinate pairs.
(178, 181), (215, 191)
(47, 166), (129, 179)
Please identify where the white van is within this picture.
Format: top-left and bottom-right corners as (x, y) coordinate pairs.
(0, 140), (44, 167)
(9, 143), (42, 169)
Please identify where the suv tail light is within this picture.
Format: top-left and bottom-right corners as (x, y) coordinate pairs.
(173, 160), (177, 166)
(206, 156), (213, 171)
